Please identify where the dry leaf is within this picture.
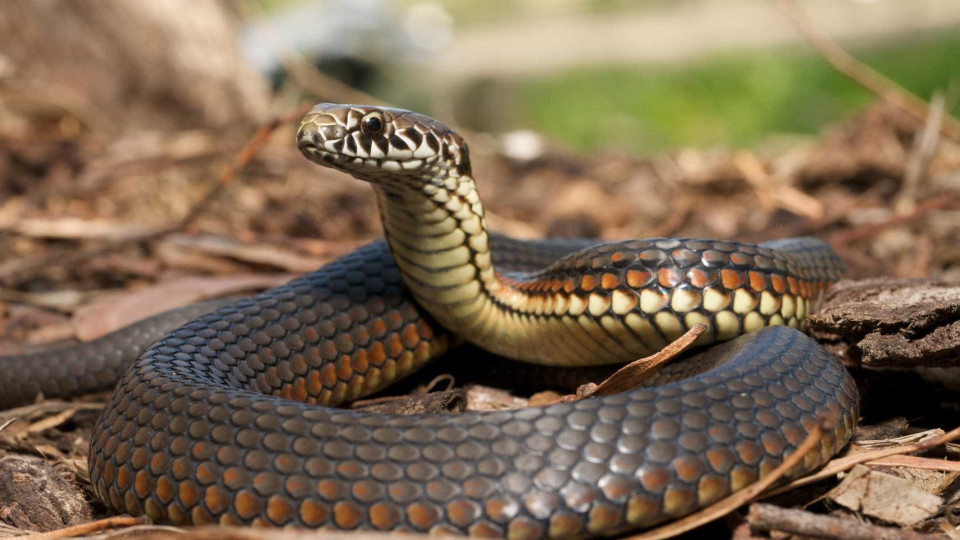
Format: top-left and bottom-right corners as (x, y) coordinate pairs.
(828, 464), (943, 526)
(71, 274), (294, 341)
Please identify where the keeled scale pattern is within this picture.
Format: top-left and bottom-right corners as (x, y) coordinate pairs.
(89, 239), (857, 538)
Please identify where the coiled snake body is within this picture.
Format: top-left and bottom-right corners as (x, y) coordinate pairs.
(0, 104), (857, 538)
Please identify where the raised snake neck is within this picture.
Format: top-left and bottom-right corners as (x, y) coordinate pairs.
(3, 104), (857, 538)
(300, 104), (843, 366)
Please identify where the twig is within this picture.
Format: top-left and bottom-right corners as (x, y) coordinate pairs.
(625, 417), (827, 539)
(18, 516), (148, 540)
(773, 0), (960, 142)
(829, 191), (960, 247)
(895, 92), (946, 214)
(866, 455), (960, 472)
(733, 151), (825, 219)
(748, 503), (949, 540)
(0, 401), (105, 425)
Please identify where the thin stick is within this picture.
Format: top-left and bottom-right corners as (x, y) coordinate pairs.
(773, 0), (960, 142)
(866, 455), (960, 472)
(829, 191), (960, 247)
(895, 92), (946, 214)
(625, 418), (827, 540)
(748, 503), (948, 540)
(18, 516), (147, 539)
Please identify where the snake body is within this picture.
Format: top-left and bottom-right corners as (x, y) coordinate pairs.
(4, 105), (857, 538)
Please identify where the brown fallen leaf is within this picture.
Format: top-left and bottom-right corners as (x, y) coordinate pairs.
(160, 234), (329, 273)
(24, 409), (78, 435)
(827, 464), (943, 526)
(570, 323), (707, 401)
(71, 274), (295, 341)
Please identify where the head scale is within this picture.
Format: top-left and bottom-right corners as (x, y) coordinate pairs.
(297, 104), (470, 184)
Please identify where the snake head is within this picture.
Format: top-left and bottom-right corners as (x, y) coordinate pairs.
(297, 104), (471, 183)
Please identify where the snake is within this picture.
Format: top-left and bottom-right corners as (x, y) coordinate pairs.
(0, 104), (858, 538)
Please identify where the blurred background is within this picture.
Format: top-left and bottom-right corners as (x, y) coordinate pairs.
(243, 0), (960, 154)
(0, 0), (958, 343)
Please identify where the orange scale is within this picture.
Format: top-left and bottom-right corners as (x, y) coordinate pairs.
(307, 371), (323, 395)
(580, 274), (599, 292)
(720, 269), (746, 290)
(769, 274), (787, 294)
(626, 269), (654, 288)
(320, 363), (338, 387)
(299, 499), (329, 526)
(402, 324), (422, 348)
(686, 268), (711, 289)
(787, 276), (800, 295)
(601, 272), (622, 290)
(292, 379), (308, 402)
(657, 267), (683, 288)
(747, 271), (767, 292)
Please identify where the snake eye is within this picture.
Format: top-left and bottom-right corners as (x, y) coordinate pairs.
(361, 112), (384, 136)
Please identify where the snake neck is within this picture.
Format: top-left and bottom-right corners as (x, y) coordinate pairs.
(374, 173), (533, 359)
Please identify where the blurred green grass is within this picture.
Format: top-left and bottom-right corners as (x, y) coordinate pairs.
(516, 31), (960, 154)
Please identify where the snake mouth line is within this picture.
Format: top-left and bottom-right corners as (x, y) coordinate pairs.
(299, 138), (426, 174)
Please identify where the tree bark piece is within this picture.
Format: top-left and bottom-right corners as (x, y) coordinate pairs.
(808, 278), (960, 367)
(0, 457), (92, 532)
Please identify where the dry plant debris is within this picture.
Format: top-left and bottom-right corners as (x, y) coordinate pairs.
(828, 465), (944, 526)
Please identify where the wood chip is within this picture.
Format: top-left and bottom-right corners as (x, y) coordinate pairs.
(466, 385), (528, 411)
